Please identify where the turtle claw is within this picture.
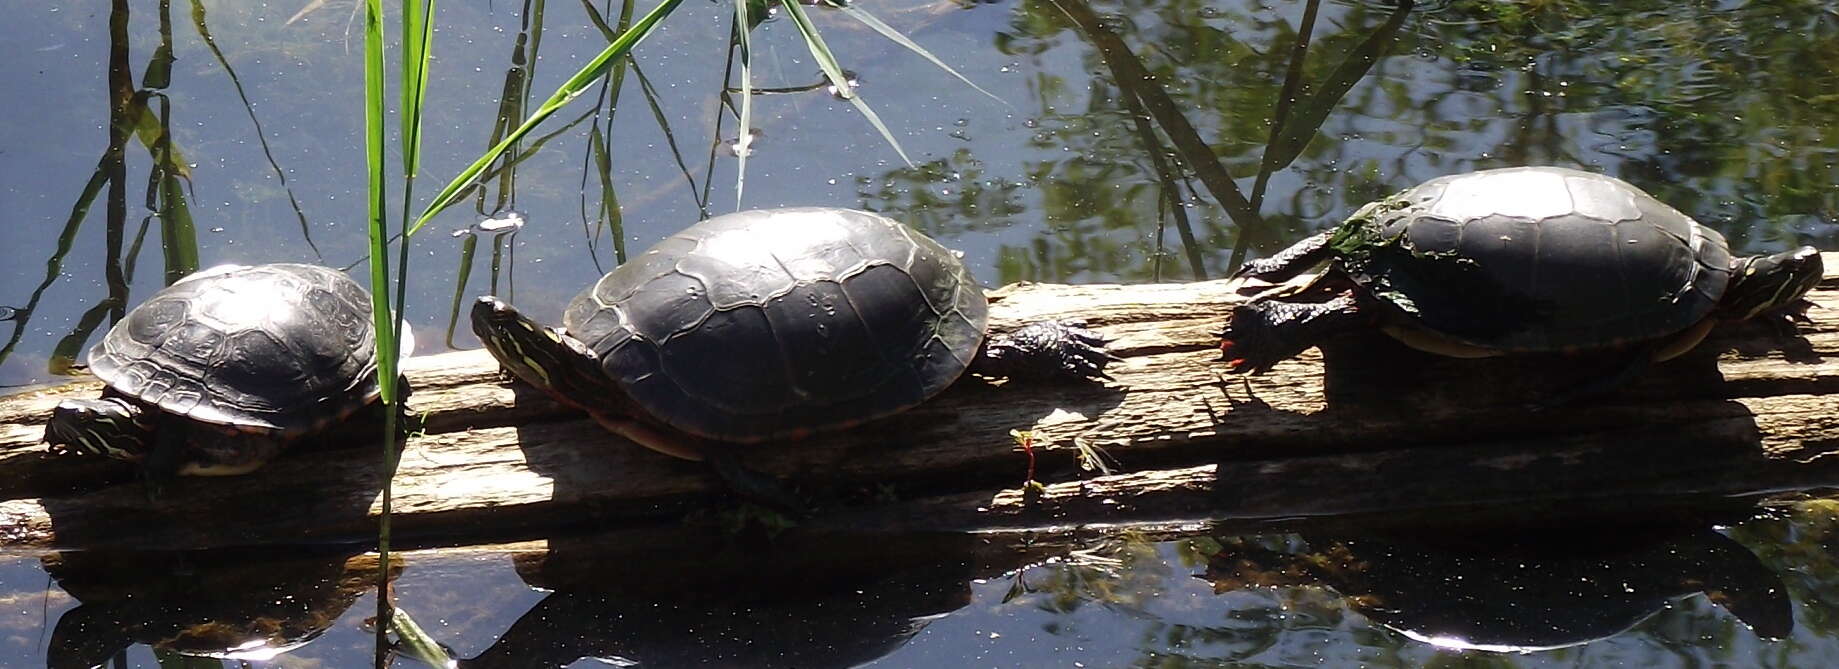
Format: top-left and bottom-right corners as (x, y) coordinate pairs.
(1220, 291), (1364, 376)
(975, 320), (1118, 382)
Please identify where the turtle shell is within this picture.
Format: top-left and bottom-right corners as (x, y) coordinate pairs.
(1336, 166), (1733, 352)
(562, 207), (990, 442)
(87, 264), (380, 434)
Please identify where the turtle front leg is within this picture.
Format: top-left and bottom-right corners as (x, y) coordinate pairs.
(1219, 290), (1365, 375)
(970, 320), (1117, 382)
(1232, 230), (1336, 282)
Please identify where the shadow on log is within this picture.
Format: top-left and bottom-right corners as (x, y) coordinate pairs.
(0, 254), (1836, 553)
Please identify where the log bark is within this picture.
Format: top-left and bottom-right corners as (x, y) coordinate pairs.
(1, 254), (1835, 553)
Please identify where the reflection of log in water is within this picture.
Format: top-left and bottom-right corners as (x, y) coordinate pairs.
(460, 528), (1056, 669)
(1200, 509), (1793, 651)
(41, 549), (398, 668)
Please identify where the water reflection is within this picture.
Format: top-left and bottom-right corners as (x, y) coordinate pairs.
(40, 548), (396, 668)
(1200, 518), (1793, 651)
(896, 499), (1832, 666)
(456, 528), (1054, 668)
(1, 496), (1835, 666)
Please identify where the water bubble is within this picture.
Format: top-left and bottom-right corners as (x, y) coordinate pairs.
(827, 70), (861, 99)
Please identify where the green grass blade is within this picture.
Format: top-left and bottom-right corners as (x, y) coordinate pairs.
(359, 1), (395, 666)
(402, 0), (436, 178)
(362, 0), (392, 401)
(775, 0), (848, 100)
(407, 0), (685, 239)
(733, 0), (755, 208)
(390, 606), (456, 668)
(831, 3), (1007, 107)
(341, 107), (598, 274)
(844, 94), (913, 167)
(778, 0), (913, 167)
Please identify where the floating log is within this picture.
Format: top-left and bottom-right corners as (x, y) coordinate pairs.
(1, 254), (1836, 553)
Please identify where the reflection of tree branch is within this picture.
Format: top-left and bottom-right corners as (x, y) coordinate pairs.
(579, 0), (635, 272)
(49, 300), (122, 376)
(146, 92), (199, 284)
(0, 168), (109, 370)
(1049, 0), (1262, 257)
(632, 60), (707, 218)
(106, 0), (133, 324)
(1117, 87), (1205, 281)
(1237, 1), (1412, 269)
(189, 0), (320, 258)
(1259, 1), (1412, 178)
(1248, 0), (1321, 217)
(476, 0), (549, 217)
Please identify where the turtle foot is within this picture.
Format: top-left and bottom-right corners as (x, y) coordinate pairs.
(1220, 291), (1362, 376)
(975, 320), (1118, 382)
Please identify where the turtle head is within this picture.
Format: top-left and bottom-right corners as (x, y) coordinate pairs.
(1721, 246), (1823, 322)
(471, 296), (612, 405)
(45, 397), (153, 462)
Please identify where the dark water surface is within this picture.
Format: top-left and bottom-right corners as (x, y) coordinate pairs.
(3, 0), (1837, 666)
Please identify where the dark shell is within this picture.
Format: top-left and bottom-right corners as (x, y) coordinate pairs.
(562, 207), (989, 442)
(88, 264), (380, 433)
(1344, 166), (1732, 351)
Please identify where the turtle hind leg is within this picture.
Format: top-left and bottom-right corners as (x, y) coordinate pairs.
(594, 413), (808, 515)
(1530, 341), (1671, 410)
(1531, 358), (1651, 410)
(970, 320), (1118, 382)
(1220, 290), (1366, 376)
(704, 451), (807, 519)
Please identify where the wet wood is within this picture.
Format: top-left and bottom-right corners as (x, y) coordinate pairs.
(0, 253), (1836, 553)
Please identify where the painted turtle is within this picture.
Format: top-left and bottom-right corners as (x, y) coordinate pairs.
(1220, 166), (1822, 381)
(471, 207), (1112, 492)
(44, 263), (386, 481)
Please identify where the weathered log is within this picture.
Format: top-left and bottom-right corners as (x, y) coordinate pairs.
(1, 254), (1835, 553)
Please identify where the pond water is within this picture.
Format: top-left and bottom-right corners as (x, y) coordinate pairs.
(2, 0), (1837, 666)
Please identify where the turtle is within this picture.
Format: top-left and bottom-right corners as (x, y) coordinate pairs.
(470, 207), (1114, 500)
(1218, 166), (1823, 392)
(43, 263), (388, 484)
